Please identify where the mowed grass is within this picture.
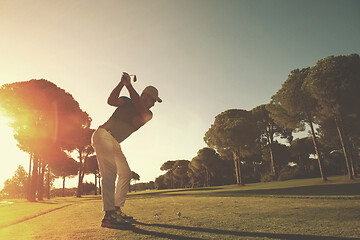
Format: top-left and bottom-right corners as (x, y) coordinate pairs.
(0, 175), (359, 240)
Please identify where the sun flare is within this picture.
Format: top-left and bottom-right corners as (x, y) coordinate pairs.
(0, 111), (29, 189)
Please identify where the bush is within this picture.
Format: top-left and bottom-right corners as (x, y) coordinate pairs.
(261, 173), (275, 182)
(82, 182), (96, 195)
(51, 188), (77, 197)
(278, 166), (305, 181)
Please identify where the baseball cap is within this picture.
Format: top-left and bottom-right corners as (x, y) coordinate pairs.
(143, 86), (162, 103)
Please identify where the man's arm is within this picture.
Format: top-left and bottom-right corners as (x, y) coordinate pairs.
(107, 81), (126, 106)
(121, 74), (152, 122)
(108, 73), (135, 106)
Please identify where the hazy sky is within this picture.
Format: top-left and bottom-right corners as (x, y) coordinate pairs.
(0, 0), (359, 188)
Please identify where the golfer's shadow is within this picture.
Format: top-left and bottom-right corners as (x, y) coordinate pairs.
(130, 220), (358, 240)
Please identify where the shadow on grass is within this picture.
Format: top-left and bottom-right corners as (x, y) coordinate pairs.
(131, 226), (203, 240)
(128, 182), (360, 199)
(37, 196), (102, 204)
(0, 204), (72, 229)
(131, 221), (359, 240)
(209, 183), (360, 197)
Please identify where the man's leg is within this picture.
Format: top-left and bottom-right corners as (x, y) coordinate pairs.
(92, 129), (132, 228)
(92, 128), (117, 212)
(114, 144), (132, 209)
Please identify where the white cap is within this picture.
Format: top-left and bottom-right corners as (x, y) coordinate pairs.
(143, 86), (162, 103)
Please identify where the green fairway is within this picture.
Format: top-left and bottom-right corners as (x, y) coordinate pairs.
(1, 175), (359, 240)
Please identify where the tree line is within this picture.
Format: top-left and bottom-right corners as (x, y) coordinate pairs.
(155, 54), (360, 189)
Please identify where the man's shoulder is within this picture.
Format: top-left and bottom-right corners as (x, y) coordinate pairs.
(118, 96), (133, 106)
(143, 110), (153, 123)
(120, 96), (131, 101)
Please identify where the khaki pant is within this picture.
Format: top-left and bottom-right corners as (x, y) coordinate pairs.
(91, 128), (132, 211)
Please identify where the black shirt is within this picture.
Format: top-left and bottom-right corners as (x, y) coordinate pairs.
(100, 97), (145, 143)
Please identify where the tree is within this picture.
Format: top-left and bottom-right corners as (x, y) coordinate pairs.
(1, 166), (29, 198)
(188, 148), (221, 187)
(39, 146), (67, 199)
(172, 160), (190, 188)
(86, 155), (100, 195)
(160, 161), (177, 188)
(252, 104), (292, 179)
(262, 142), (291, 173)
(74, 128), (95, 197)
(304, 54), (360, 179)
(155, 175), (167, 190)
(269, 68), (328, 181)
(289, 137), (316, 176)
(160, 160), (190, 189)
(50, 154), (78, 197)
(130, 171), (140, 192)
(0, 79), (91, 201)
(316, 118), (352, 176)
(204, 109), (260, 185)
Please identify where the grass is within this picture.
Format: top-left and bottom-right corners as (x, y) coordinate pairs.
(0, 175), (359, 240)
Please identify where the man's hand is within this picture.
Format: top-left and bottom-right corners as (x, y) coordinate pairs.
(121, 72), (131, 86)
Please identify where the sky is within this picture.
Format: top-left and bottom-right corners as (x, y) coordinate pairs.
(0, 0), (359, 189)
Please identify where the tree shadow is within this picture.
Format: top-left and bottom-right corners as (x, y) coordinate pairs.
(128, 183), (360, 199)
(129, 187), (216, 196)
(131, 221), (359, 240)
(208, 183), (360, 197)
(0, 204), (72, 229)
(36, 195), (102, 204)
(131, 226), (203, 240)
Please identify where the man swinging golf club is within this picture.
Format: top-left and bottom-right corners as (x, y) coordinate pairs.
(91, 72), (162, 228)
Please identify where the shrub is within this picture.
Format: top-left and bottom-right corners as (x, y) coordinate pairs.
(261, 173), (274, 182)
(278, 166), (305, 181)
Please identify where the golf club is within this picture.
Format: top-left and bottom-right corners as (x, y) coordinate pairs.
(123, 72), (137, 82)
(129, 75), (137, 82)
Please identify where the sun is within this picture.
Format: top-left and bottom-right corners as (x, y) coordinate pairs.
(0, 111), (29, 189)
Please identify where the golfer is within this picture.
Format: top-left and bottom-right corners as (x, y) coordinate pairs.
(91, 72), (162, 228)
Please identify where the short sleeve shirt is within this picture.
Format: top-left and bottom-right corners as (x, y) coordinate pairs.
(100, 97), (146, 143)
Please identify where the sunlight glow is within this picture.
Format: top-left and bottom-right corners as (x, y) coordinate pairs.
(0, 111), (29, 189)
